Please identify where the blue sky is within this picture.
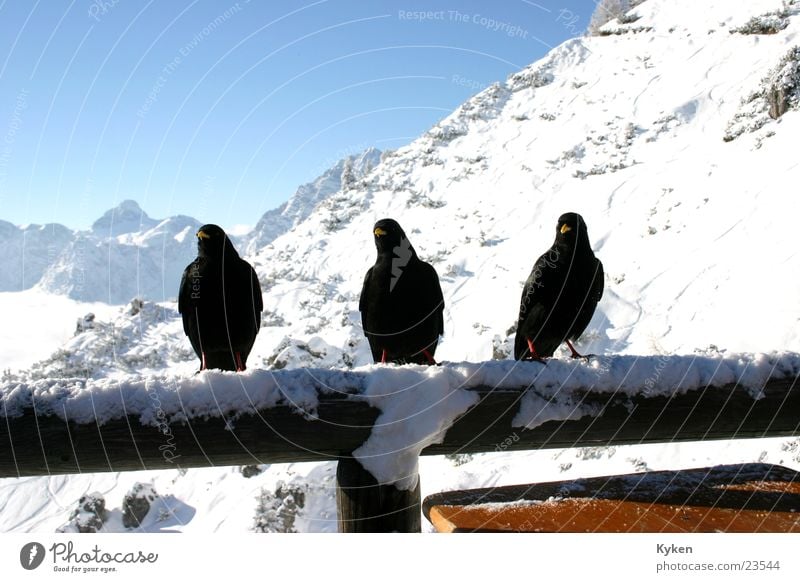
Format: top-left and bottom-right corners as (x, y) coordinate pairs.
(0, 0), (599, 231)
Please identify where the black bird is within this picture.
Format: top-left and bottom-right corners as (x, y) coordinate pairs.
(359, 218), (444, 364)
(179, 224), (263, 372)
(514, 212), (604, 360)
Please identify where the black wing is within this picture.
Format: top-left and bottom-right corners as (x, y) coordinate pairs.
(568, 257), (604, 341)
(514, 303), (551, 359)
(421, 262), (445, 338)
(358, 267), (382, 362)
(248, 262), (263, 332)
(359, 267), (373, 318)
(178, 260), (202, 357)
(514, 250), (566, 359)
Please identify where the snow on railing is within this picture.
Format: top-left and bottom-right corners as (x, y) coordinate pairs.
(3, 352), (798, 532)
(2, 352), (798, 478)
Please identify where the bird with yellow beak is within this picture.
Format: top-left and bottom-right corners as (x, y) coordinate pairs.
(515, 212), (604, 360)
(359, 218), (444, 364)
(178, 224), (263, 372)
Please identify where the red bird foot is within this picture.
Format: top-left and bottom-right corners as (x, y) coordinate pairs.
(422, 349), (437, 365)
(566, 340), (595, 362)
(523, 338), (548, 364)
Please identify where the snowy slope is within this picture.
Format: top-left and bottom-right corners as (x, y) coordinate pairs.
(2, 0), (800, 533)
(0, 291), (120, 374)
(250, 0), (800, 365)
(243, 148), (383, 254)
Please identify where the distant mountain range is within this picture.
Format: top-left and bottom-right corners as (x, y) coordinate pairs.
(0, 148), (382, 304)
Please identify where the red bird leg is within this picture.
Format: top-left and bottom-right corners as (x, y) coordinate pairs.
(566, 340), (584, 359)
(526, 338), (541, 360)
(201, 352), (207, 371)
(422, 349), (436, 365)
(235, 352), (245, 372)
(524, 338), (547, 364)
(381, 349), (387, 363)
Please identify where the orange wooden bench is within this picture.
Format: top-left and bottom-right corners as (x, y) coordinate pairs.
(423, 463), (800, 533)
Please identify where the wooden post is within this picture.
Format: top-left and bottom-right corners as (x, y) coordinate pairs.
(336, 457), (421, 533)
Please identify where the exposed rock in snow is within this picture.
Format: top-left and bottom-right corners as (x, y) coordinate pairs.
(56, 492), (107, 533)
(122, 483), (159, 529)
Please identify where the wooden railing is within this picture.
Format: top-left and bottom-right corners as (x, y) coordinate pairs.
(1, 370), (798, 532)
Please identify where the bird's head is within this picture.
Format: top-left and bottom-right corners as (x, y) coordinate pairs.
(196, 224), (237, 258)
(556, 212), (589, 245)
(372, 218), (415, 256)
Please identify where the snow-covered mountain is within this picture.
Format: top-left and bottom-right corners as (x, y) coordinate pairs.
(0, 200), (202, 303)
(0, 149), (381, 304)
(90, 199), (161, 238)
(249, 0), (800, 366)
(0, 221), (73, 292)
(2, 0), (800, 533)
(37, 206), (201, 305)
(243, 147), (383, 254)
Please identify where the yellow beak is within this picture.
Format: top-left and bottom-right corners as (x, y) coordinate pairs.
(197, 230), (211, 240)
(374, 227), (387, 237)
(560, 224), (572, 234)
